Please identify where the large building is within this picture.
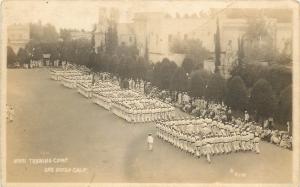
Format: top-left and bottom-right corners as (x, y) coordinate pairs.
(117, 23), (135, 46)
(7, 24), (30, 53)
(95, 7), (120, 53)
(95, 8), (292, 71)
(132, 12), (212, 65)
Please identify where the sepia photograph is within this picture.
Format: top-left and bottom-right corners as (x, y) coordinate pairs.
(1, 0), (300, 186)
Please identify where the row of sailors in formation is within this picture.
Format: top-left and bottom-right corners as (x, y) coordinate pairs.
(58, 71), (82, 77)
(111, 103), (175, 123)
(155, 121), (260, 163)
(60, 63), (80, 71)
(92, 80), (120, 88)
(159, 117), (260, 140)
(62, 74), (92, 81)
(92, 90), (142, 102)
(77, 81), (94, 90)
(63, 63), (90, 72)
(95, 95), (143, 104)
(93, 94), (141, 108)
(163, 118), (237, 131)
(93, 88), (121, 94)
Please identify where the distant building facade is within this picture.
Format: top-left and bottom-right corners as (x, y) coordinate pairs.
(118, 23), (135, 46)
(95, 8), (292, 74)
(132, 12), (208, 64)
(95, 7), (120, 53)
(7, 24), (30, 53)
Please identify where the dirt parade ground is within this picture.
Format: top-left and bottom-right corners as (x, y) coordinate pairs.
(6, 68), (292, 183)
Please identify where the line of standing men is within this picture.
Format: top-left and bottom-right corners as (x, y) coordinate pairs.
(7, 104), (15, 122)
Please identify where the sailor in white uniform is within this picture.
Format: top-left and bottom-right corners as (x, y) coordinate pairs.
(147, 133), (154, 151)
(253, 132), (260, 154)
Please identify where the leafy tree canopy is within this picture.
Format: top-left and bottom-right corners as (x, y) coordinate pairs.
(249, 79), (275, 118)
(225, 76), (248, 110)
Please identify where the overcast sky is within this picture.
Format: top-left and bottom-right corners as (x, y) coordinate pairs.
(3, 0), (295, 31)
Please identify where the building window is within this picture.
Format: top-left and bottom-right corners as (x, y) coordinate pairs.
(184, 34), (188, 40)
(168, 34), (172, 42)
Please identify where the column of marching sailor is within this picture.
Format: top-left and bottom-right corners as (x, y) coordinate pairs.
(110, 99), (175, 123)
(49, 64), (176, 124)
(155, 117), (261, 163)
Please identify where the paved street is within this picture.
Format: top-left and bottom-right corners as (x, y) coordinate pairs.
(7, 68), (292, 183)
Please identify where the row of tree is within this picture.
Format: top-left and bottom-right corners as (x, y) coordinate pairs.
(142, 56), (291, 125)
(7, 21), (292, 127)
(7, 22), (61, 67)
(150, 59), (291, 125)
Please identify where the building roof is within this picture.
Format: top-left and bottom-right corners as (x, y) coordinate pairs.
(133, 12), (166, 21)
(212, 8), (292, 23)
